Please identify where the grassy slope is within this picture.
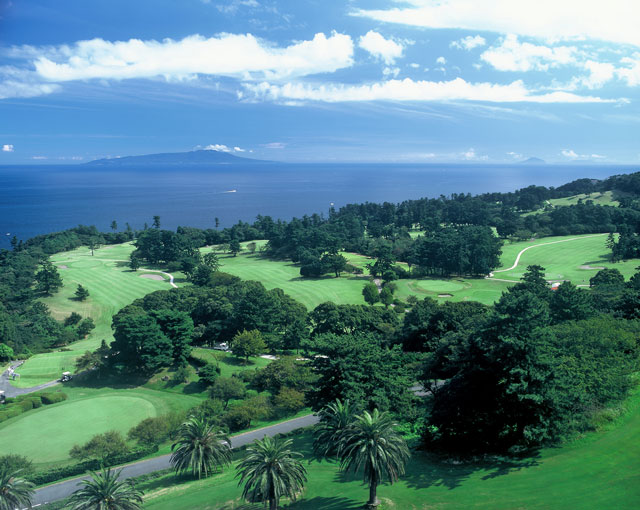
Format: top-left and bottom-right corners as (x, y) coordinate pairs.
(0, 385), (201, 467)
(14, 243), (171, 387)
(523, 191), (619, 217)
(141, 386), (640, 510)
(493, 234), (640, 283)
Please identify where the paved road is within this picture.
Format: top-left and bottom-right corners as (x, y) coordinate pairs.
(0, 362), (61, 398)
(31, 414), (320, 506)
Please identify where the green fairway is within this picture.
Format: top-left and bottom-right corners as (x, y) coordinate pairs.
(204, 244), (368, 309)
(492, 233), (640, 283)
(190, 348), (272, 379)
(139, 386), (640, 510)
(0, 386), (201, 466)
(14, 243), (173, 387)
(524, 191), (619, 216)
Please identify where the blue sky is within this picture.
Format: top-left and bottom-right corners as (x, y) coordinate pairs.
(2, 0), (640, 164)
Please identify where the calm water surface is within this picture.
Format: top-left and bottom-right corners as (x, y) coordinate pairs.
(0, 163), (636, 248)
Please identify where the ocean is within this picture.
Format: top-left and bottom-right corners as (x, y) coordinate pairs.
(0, 163), (636, 248)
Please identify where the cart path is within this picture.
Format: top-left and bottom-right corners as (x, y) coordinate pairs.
(31, 414), (320, 506)
(491, 234), (607, 275)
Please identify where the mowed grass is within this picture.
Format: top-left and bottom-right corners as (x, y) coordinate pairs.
(0, 385), (201, 467)
(493, 233), (640, 283)
(140, 387), (640, 510)
(204, 244), (368, 309)
(524, 191), (619, 216)
(15, 243), (173, 387)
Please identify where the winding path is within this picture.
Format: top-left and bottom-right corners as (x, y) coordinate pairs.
(30, 414), (319, 506)
(138, 268), (178, 288)
(490, 234), (607, 276)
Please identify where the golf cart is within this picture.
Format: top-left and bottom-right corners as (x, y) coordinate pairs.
(61, 371), (73, 382)
(0, 390), (4, 403)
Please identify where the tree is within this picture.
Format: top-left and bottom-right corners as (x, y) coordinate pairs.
(338, 409), (410, 508)
(0, 343), (14, 362)
(111, 313), (172, 373)
(87, 237), (101, 256)
(110, 220), (118, 232)
(69, 431), (128, 462)
(0, 467), (34, 510)
(170, 417), (232, 479)
(203, 252), (221, 271)
(379, 286), (394, 308)
(151, 309), (194, 363)
(197, 362), (220, 386)
(128, 256), (141, 272)
(77, 317), (95, 338)
(229, 239), (241, 257)
(152, 215), (161, 229)
(313, 398), (357, 458)
(215, 217), (220, 229)
(35, 261), (63, 295)
(75, 284), (90, 301)
(321, 253), (348, 277)
(247, 241), (257, 254)
(362, 282), (380, 305)
(232, 329), (266, 364)
(209, 377), (246, 409)
(67, 467), (143, 510)
(272, 387), (305, 416)
(236, 436), (307, 510)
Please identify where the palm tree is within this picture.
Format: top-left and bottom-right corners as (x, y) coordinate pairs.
(170, 417), (232, 479)
(67, 467), (142, 510)
(236, 436), (307, 510)
(0, 467), (34, 510)
(313, 398), (357, 457)
(338, 409), (410, 508)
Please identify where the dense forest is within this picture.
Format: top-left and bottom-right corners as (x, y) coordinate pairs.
(2, 171), (640, 455)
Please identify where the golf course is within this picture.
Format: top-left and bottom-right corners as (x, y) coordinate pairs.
(139, 385), (640, 510)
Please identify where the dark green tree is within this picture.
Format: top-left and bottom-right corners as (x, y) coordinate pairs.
(313, 398), (357, 458)
(362, 282), (380, 305)
(0, 467), (34, 510)
(75, 284), (90, 301)
(35, 261), (63, 295)
(67, 467), (143, 510)
(338, 409), (410, 508)
(209, 377), (247, 409)
(111, 312), (172, 373)
(110, 220), (118, 232)
(152, 215), (161, 229)
(229, 239), (241, 257)
(171, 417), (232, 479)
(129, 256), (141, 271)
(236, 436), (307, 510)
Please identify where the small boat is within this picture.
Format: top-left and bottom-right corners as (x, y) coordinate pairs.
(224, 189), (237, 193)
(5, 233), (9, 236)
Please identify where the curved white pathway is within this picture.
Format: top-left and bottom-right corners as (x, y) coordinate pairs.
(492, 234), (607, 275)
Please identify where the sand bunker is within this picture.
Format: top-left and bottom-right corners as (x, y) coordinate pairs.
(140, 274), (164, 281)
(438, 293), (453, 298)
(580, 265), (605, 270)
(58, 265), (68, 270)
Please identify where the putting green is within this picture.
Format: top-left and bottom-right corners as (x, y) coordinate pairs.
(0, 395), (157, 463)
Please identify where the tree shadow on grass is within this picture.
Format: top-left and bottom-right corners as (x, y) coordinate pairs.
(220, 356), (257, 368)
(402, 451), (542, 491)
(288, 496), (364, 510)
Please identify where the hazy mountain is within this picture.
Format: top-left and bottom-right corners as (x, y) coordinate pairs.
(519, 157), (546, 165)
(85, 150), (272, 166)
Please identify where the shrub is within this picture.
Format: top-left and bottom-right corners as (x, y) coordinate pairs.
(222, 406), (253, 432)
(272, 387), (305, 416)
(18, 399), (34, 412)
(0, 454), (34, 475)
(40, 392), (68, 405)
(128, 416), (171, 446)
(197, 362), (220, 386)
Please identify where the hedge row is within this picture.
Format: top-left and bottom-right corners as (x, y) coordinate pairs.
(26, 444), (159, 486)
(0, 392), (67, 423)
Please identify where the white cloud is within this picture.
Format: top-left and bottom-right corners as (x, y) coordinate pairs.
(2, 144), (14, 152)
(462, 147), (488, 161)
(382, 67), (400, 78)
(242, 77), (616, 104)
(617, 54), (640, 86)
(352, 1), (640, 47)
(436, 56), (447, 65)
(262, 142), (286, 149)
(450, 35), (486, 51)
(0, 66), (61, 99)
(481, 35), (579, 72)
(31, 156), (47, 160)
(215, 0), (260, 14)
(203, 144), (246, 152)
(580, 60), (616, 89)
(561, 149), (606, 160)
(32, 32), (354, 83)
(358, 31), (405, 65)
(507, 151), (523, 159)
(409, 63), (420, 68)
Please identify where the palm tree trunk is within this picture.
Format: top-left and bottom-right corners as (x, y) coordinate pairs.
(269, 497), (278, 510)
(367, 481), (380, 507)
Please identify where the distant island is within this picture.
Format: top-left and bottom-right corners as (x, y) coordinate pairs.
(519, 157), (546, 165)
(85, 149), (272, 167)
